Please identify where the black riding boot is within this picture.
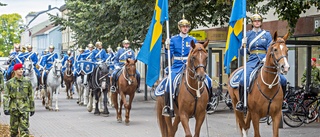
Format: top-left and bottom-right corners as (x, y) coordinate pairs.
(61, 74), (65, 88)
(282, 85), (287, 109)
(206, 87), (215, 114)
(110, 76), (116, 93)
(162, 92), (174, 117)
(136, 75), (141, 93)
(236, 85), (246, 112)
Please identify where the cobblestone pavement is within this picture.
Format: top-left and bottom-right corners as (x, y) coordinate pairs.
(1, 87), (320, 137)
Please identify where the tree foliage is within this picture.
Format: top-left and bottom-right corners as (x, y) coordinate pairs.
(49, 0), (319, 50)
(0, 14), (23, 56)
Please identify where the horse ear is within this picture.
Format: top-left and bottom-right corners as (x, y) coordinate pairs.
(134, 59), (137, 63)
(191, 40), (196, 49)
(126, 58), (129, 64)
(283, 32), (290, 41)
(203, 40), (209, 49)
(273, 31), (278, 42)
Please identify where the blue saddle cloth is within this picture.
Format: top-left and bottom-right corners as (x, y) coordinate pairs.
(229, 66), (261, 89)
(78, 61), (96, 75)
(154, 73), (211, 97)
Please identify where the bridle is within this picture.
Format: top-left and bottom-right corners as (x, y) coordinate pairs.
(187, 47), (207, 80)
(52, 61), (62, 78)
(123, 62), (136, 85)
(65, 60), (73, 76)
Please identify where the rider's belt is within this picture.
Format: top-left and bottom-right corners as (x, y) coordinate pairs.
(173, 56), (188, 60)
(47, 61), (53, 63)
(96, 59), (101, 61)
(250, 50), (266, 54)
(120, 60), (126, 63)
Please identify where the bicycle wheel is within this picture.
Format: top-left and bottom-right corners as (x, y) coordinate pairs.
(283, 101), (306, 128)
(224, 91), (233, 110)
(207, 95), (219, 114)
(303, 98), (319, 124)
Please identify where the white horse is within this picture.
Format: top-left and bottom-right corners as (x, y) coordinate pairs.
(23, 58), (38, 99)
(75, 73), (89, 106)
(42, 59), (62, 111)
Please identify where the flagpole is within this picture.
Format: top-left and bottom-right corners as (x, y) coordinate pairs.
(243, 18), (247, 110)
(165, 20), (174, 112)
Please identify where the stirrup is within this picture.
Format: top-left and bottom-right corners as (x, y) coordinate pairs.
(235, 101), (245, 112)
(162, 106), (171, 117)
(110, 86), (116, 93)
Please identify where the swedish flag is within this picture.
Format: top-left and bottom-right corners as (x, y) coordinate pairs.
(224, 0), (246, 74)
(137, 0), (169, 86)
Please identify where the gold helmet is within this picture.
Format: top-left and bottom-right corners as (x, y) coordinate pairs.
(26, 44), (32, 49)
(14, 44), (20, 49)
(21, 46), (26, 53)
(49, 45), (55, 49)
(67, 50), (71, 54)
(95, 41), (102, 47)
(178, 14), (191, 30)
(78, 48), (84, 52)
(250, 14), (263, 22)
(107, 45), (112, 51)
(88, 42), (94, 48)
(122, 39), (130, 44)
(117, 46), (121, 51)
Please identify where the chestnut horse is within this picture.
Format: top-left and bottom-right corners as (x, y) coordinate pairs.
(228, 31), (289, 137)
(112, 59), (138, 125)
(63, 59), (74, 99)
(156, 40), (209, 137)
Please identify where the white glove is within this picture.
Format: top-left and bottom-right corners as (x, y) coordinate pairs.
(242, 37), (247, 46)
(96, 61), (102, 65)
(262, 57), (266, 62)
(165, 38), (170, 49)
(115, 66), (121, 69)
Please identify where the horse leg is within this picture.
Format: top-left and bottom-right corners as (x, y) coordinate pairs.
(84, 86), (89, 106)
(156, 96), (169, 137)
(87, 89), (93, 112)
(41, 88), (46, 106)
(55, 87), (59, 111)
(99, 92), (104, 112)
(70, 83), (73, 99)
(271, 111), (281, 137)
(125, 93), (135, 125)
(230, 88), (247, 136)
(171, 113), (180, 137)
(112, 92), (121, 122)
(180, 112), (192, 137)
(108, 90), (113, 107)
(94, 89), (101, 115)
(66, 85), (70, 99)
(194, 113), (206, 137)
(251, 112), (261, 137)
(102, 89), (110, 116)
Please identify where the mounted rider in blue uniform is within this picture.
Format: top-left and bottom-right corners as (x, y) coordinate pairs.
(92, 41), (108, 62)
(61, 50), (74, 88)
(39, 45), (59, 87)
(236, 13), (287, 112)
(161, 16), (215, 117)
(78, 43), (96, 85)
(6, 45), (25, 80)
(106, 46), (115, 72)
(110, 39), (141, 93)
(73, 48), (85, 83)
(20, 44), (40, 86)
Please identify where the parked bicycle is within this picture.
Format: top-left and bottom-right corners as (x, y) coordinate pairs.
(282, 83), (320, 128)
(207, 80), (232, 114)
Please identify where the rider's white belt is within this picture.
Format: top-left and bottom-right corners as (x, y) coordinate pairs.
(120, 60), (126, 63)
(173, 56), (188, 60)
(250, 50), (266, 54)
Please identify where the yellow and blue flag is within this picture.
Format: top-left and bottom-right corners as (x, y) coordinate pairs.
(224, 0), (246, 74)
(137, 0), (169, 86)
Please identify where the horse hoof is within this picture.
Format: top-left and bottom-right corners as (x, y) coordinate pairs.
(103, 114), (109, 117)
(45, 106), (49, 109)
(125, 120), (130, 125)
(87, 107), (93, 112)
(70, 97), (73, 99)
(55, 109), (59, 112)
(94, 112), (100, 116)
(117, 118), (122, 123)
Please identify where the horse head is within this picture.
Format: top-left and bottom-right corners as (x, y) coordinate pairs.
(188, 40), (209, 82)
(53, 59), (63, 77)
(97, 62), (110, 89)
(23, 58), (33, 76)
(266, 31), (290, 75)
(123, 58), (137, 85)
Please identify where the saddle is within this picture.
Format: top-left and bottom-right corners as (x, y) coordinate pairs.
(229, 63), (263, 92)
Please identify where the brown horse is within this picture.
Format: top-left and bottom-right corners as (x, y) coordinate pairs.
(228, 31), (290, 137)
(156, 40), (209, 137)
(111, 58), (138, 125)
(63, 60), (74, 99)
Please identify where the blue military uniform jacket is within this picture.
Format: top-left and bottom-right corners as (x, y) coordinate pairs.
(62, 54), (74, 73)
(168, 34), (197, 73)
(92, 48), (108, 62)
(39, 52), (59, 70)
(20, 51), (38, 66)
(114, 48), (135, 67)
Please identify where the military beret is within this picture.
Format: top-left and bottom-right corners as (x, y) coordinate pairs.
(14, 63), (23, 71)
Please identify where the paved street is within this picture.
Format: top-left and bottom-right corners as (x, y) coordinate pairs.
(1, 88), (320, 137)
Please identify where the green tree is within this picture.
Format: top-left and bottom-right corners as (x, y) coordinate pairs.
(50, 0), (319, 50)
(0, 14), (23, 56)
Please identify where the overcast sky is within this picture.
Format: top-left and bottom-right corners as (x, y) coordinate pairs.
(0, 0), (65, 23)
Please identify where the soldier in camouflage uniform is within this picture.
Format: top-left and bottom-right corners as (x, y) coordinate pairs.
(0, 70), (4, 115)
(301, 57), (320, 86)
(3, 63), (35, 137)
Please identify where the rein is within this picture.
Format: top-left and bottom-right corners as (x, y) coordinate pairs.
(122, 64), (136, 85)
(65, 62), (73, 77)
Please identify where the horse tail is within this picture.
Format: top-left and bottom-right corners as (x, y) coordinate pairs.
(156, 96), (168, 137)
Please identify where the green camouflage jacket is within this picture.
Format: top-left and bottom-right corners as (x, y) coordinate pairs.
(301, 66), (320, 86)
(3, 76), (35, 112)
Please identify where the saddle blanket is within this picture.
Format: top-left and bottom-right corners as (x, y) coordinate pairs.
(154, 73), (211, 97)
(229, 66), (260, 89)
(78, 61), (96, 75)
